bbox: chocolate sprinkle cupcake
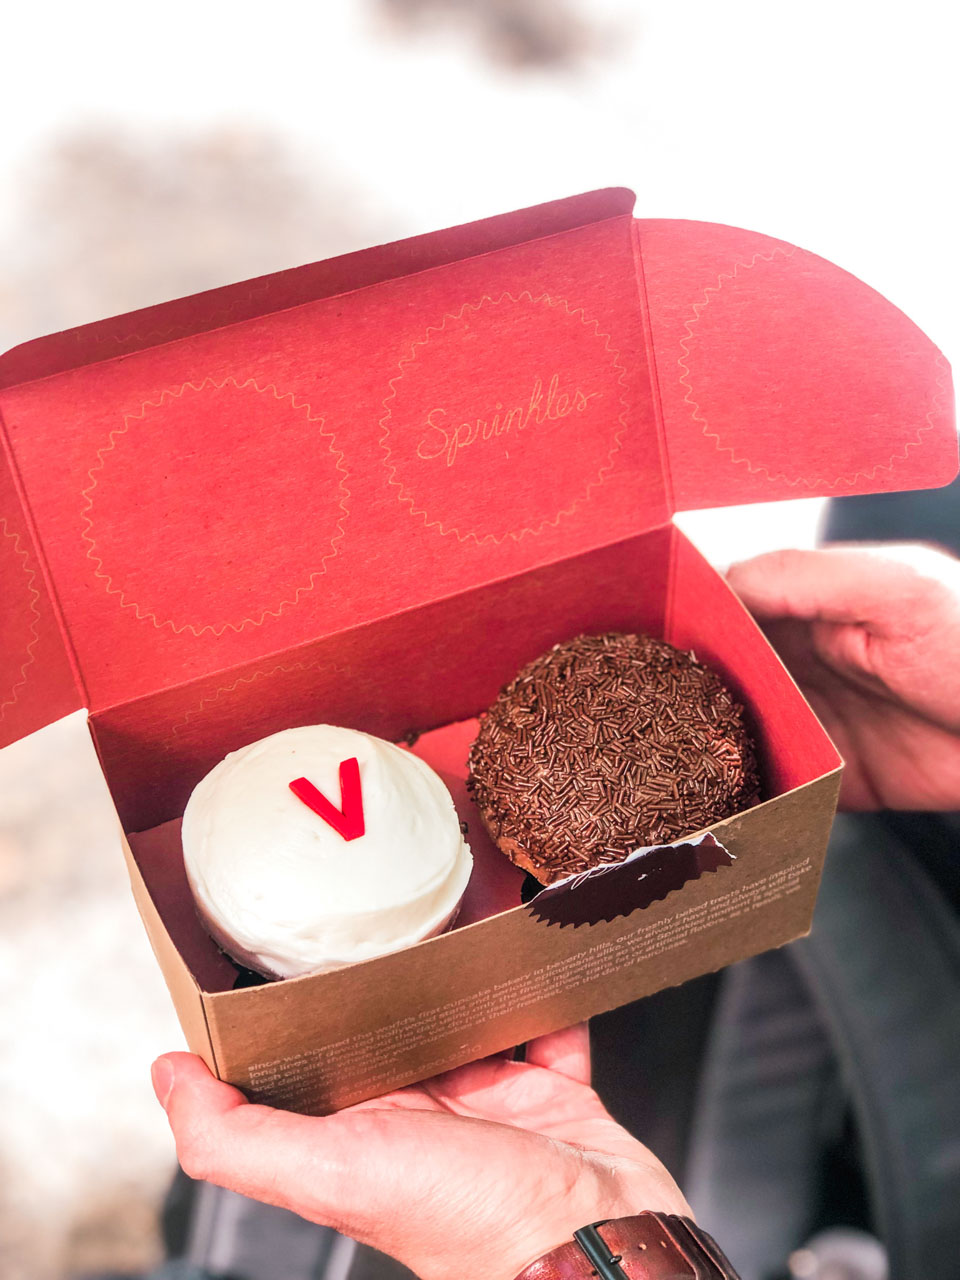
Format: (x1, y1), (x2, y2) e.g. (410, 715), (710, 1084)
(467, 632), (760, 884)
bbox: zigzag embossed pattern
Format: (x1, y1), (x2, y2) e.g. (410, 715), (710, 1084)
(161, 660), (318, 752)
(0, 519), (42, 719)
(379, 291), (631, 545)
(80, 377), (350, 637)
(676, 247), (948, 490)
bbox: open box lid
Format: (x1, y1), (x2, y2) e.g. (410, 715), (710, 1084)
(636, 219), (956, 510)
(0, 188), (955, 748)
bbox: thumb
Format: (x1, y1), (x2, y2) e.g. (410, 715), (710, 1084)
(152, 1052), (251, 1142)
(727, 544), (960, 630)
(152, 1052), (247, 1118)
(150, 1052), (357, 1229)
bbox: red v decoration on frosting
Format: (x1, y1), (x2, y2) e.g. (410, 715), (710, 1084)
(289, 758), (365, 841)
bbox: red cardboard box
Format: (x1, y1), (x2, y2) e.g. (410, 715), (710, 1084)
(0, 189), (955, 1113)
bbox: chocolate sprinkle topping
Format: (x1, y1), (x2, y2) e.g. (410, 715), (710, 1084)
(467, 633), (760, 884)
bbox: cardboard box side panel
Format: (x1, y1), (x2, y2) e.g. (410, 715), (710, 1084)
(93, 529), (673, 832)
(120, 830), (218, 1071)
(0, 189), (636, 388)
(637, 218), (957, 510)
(127, 820), (242, 994)
(3, 214), (662, 713)
(203, 774), (839, 1113)
(666, 526), (842, 794)
(0, 417), (82, 748)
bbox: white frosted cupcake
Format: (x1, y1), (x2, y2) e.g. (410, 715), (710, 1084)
(181, 725), (473, 979)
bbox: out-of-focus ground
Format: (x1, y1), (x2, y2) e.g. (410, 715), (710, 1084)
(0, 714), (177, 1280)
(0, 99), (403, 1280)
(0, 1), (955, 1277)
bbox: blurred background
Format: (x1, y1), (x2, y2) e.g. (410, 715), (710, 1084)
(0, 2), (956, 1277)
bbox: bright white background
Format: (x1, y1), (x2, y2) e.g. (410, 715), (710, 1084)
(1, 0), (957, 559)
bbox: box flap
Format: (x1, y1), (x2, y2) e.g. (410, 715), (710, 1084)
(0, 188), (638, 387)
(2, 195), (955, 731)
(635, 219), (957, 510)
(0, 190), (666, 719)
(0, 430), (83, 747)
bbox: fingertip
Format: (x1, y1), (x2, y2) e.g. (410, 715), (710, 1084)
(161, 1049), (219, 1077)
(151, 1056), (176, 1109)
(151, 1052), (214, 1111)
(728, 548), (858, 621)
(525, 1023), (591, 1084)
(153, 1051), (249, 1127)
(726, 554), (769, 605)
(726, 550), (796, 607)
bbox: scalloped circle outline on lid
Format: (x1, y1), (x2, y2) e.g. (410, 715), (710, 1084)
(636, 218), (956, 511)
(379, 291), (631, 545)
(677, 247), (949, 488)
(80, 376), (350, 637)
(0, 519), (41, 719)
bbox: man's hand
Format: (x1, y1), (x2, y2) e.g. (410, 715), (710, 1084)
(727, 543), (960, 810)
(152, 1026), (687, 1280)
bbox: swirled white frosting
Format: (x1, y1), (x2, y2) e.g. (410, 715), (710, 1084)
(181, 725), (473, 979)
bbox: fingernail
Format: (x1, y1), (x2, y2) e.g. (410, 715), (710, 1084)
(151, 1058), (175, 1109)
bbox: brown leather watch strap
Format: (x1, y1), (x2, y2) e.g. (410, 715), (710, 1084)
(514, 1212), (740, 1279)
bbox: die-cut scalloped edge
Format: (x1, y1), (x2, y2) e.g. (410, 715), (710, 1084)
(526, 832), (734, 929)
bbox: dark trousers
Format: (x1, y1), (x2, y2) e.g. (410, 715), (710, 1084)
(594, 812), (960, 1280)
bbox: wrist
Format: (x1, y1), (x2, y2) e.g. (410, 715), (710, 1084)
(504, 1161), (690, 1280)
(513, 1214), (740, 1279)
